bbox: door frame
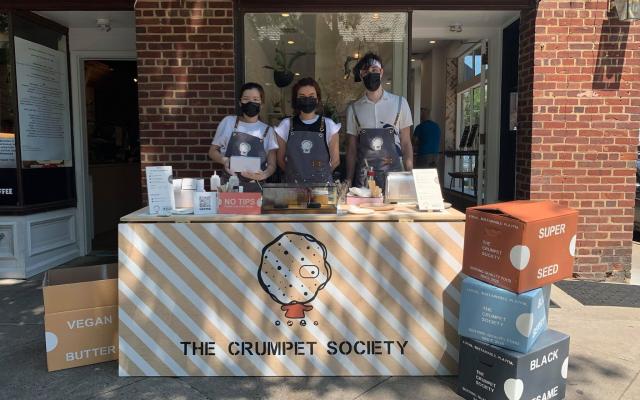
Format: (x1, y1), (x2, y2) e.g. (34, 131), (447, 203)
(69, 50), (137, 255)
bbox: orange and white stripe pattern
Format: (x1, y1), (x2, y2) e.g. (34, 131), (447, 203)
(118, 220), (464, 376)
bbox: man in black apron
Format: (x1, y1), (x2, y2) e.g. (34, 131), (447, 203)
(351, 97), (404, 189)
(345, 52), (414, 190)
(284, 116), (333, 184)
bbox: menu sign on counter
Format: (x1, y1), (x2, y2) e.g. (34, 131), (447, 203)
(412, 169), (444, 211)
(14, 36), (72, 167)
(145, 166), (175, 215)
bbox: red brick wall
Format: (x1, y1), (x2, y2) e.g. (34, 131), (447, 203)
(516, 1), (640, 281)
(135, 0), (235, 194)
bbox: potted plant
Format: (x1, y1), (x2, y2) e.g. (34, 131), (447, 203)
(263, 48), (307, 88)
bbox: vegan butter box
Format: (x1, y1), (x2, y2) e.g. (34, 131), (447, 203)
(463, 200), (578, 293)
(458, 330), (570, 400)
(43, 264), (118, 371)
(458, 276), (550, 353)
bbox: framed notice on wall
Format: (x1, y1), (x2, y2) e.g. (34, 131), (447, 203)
(14, 36), (72, 168)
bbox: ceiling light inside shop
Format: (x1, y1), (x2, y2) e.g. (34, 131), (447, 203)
(411, 58), (416, 62)
(287, 40), (295, 44)
(294, 72), (300, 76)
(133, 78), (138, 83)
(281, 13), (290, 17)
(429, 40), (437, 44)
(337, 13), (406, 42)
(385, 81), (391, 85)
(354, 52), (360, 58)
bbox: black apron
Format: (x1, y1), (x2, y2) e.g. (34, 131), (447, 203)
(284, 116), (333, 184)
(352, 97), (404, 189)
(224, 117), (270, 189)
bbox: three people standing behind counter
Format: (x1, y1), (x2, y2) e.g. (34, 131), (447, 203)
(208, 52), (414, 189)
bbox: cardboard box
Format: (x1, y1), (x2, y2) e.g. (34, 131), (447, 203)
(458, 276), (551, 353)
(463, 200), (578, 293)
(218, 192), (262, 214)
(458, 330), (570, 400)
(43, 264), (118, 371)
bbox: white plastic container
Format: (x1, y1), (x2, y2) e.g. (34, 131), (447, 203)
(210, 171), (221, 192)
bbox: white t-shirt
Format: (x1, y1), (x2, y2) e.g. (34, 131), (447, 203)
(345, 90), (413, 147)
(211, 115), (279, 154)
(274, 115), (341, 146)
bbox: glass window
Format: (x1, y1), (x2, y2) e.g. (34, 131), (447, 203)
(243, 12), (409, 126)
(459, 45), (484, 84)
(0, 13), (18, 206)
(0, 13), (16, 166)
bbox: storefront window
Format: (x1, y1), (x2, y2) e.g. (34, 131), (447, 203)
(243, 12), (409, 127)
(0, 13), (15, 156)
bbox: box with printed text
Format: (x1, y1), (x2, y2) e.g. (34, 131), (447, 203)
(458, 330), (570, 400)
(463, 200), (578, 293)
(42, 264), (118, 372)
(458, 276), (551, 353)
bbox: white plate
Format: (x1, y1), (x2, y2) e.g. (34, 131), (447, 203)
(347, 205), (375, 215)
(172, 207), (194, 215)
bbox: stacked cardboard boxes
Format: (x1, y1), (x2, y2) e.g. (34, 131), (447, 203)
(458, 201), (578, 400)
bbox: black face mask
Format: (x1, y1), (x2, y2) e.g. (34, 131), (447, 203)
(296, 97), (318, 114)
(240, 101), (260, 117)
(363, 73), (381, 92)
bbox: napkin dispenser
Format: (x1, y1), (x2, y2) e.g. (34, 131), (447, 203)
(384, 172), (417, 204)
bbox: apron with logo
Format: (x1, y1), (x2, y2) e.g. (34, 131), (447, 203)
(353, 97), (403, 189)
(224, 117), (269, 187)
(284, 116), (333, 184)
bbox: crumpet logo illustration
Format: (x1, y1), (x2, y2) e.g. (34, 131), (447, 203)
(258, 232), (332, 319)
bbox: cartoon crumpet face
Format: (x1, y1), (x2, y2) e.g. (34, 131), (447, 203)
(371, 137), (383, 151)
(301, 140), (313, 154)
(258, 232), (332, 319)
(239, 142), (251, 156)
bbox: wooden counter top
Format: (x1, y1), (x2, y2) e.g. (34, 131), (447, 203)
(120, 205), (466, 223)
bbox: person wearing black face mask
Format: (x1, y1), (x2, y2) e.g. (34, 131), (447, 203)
(209, 82), (278, 185)
(345, 52), (414, 190)
(275, 77), (341, 184)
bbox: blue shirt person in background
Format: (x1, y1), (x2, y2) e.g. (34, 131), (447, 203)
(413, 107), (441, 168)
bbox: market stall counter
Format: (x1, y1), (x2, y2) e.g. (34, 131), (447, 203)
(117, 206), (465, 376)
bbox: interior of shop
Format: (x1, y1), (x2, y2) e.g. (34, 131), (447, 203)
(85, 59), (140, 251)
(243, 10), (521, 207)
(410, 10), (520, 208)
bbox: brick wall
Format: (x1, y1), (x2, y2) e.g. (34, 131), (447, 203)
(135, 0), (235, 195)
(516, 1), (640, 281)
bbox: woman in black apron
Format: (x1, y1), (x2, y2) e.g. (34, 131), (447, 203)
(208, 82), (278, 185)
(275, 77), (341, 184)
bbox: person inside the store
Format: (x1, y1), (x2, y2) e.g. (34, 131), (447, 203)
(208, 82), (279, 186)
(413, 107), (442, 168)
(345, 52), (414, 190)
(274, 77), (341, 184)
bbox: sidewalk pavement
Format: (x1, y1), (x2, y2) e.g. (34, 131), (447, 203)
(1, 269), (639, 399)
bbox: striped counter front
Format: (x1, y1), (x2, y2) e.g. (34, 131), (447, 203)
(117, 208), (465, 376)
